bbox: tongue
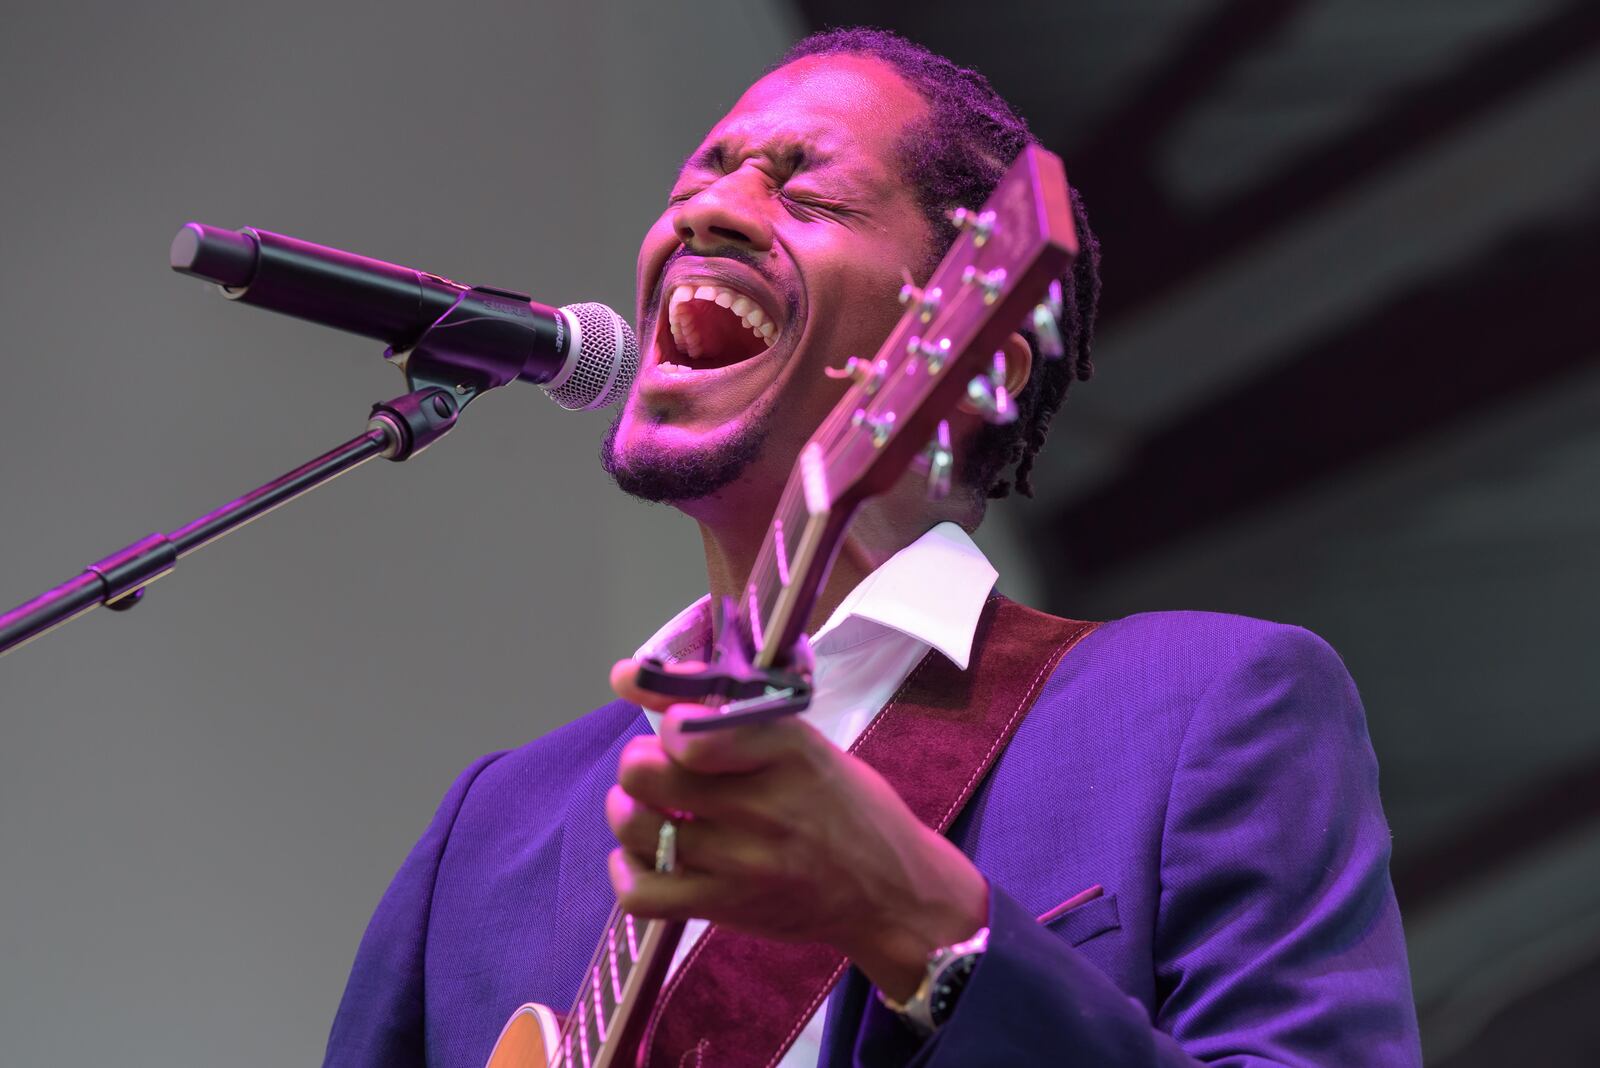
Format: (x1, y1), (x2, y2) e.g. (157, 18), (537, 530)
(680, 300), (768, 369)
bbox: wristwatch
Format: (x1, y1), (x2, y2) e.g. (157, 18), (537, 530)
(877, 926), (990, 1035)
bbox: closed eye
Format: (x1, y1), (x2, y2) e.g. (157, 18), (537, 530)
(779, 191), (852, 222)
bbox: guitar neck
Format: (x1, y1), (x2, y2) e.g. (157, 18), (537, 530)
(737, 399), (867, 669)
(559, 442), (852, 1068)
(552, 910), (684, 1068)
(547, 145), (1078, 1066)
(562, 464), (850, 1067)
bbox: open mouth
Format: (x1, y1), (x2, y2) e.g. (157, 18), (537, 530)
(656, 282), (781, 373)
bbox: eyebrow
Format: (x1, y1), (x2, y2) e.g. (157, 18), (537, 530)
(683, 143), (724, 172)
(681, 137), (829, 176)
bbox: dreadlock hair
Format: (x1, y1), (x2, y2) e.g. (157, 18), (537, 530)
(779, 28), (1102, 506)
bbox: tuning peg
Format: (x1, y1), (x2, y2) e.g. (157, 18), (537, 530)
(950, 207), (997, 246)
(897, 266), (943, 322)
(898, 284), (943, 322)
(967, 376), (1016, 424)
(898, 266), (920, 306)
(961, 264), (1007, 304)
(1029, 278), (1066, 360)
(1043, 279), (1064, 320)
(966, 352), (1017, 425)
(1030, 304), (1064, 361)
(907, 334), (951, 373)
(825, 356), (887, 395)
(850, 408), (896, 447)
(910, 419), (953, 500)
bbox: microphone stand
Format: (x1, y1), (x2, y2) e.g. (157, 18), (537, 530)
(0, 281), (534, 657)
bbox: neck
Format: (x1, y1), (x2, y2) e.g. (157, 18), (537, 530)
(688, 475), (971, 636)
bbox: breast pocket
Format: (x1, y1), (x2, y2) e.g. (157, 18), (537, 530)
(1042, 891), (1121, 947)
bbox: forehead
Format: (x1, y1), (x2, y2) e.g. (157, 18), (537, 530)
(692, 53), (927, 174)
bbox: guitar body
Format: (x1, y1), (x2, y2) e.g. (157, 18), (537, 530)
(484, 1003), (561, 1068)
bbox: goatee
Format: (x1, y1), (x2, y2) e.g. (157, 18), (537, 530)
(599, 402), (774, 504)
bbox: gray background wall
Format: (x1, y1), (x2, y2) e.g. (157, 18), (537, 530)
(0, 3), (822, 1064)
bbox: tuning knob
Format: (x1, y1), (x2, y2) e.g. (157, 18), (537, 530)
(907, 335), (951, 373)
(1030, 279), (1066, 361)
(966, 352), (1017, 425)
(825, 356), (887, 395)
(1030, 306), (1064, 361)
(961, 265), (1007, 304)
(898, 267), (943, 322)
(853, 409), (895, 447)
(950, 207), (997, 246)
(1041, 278), (1065, 320)
(898, 283), (943, 322)
(910, 419), (954, 500)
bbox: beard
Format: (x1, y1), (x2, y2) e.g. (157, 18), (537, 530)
(603, 245), (796, 504)
(599, 396), (777, 504)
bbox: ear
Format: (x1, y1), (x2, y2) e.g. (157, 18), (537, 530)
(956, 331), (1032, 416)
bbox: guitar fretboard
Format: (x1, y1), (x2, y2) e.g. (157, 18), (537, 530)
(554, 908), (680, 1068)
(539, 145), (1076, 1067)
(738, 411), (860, 668)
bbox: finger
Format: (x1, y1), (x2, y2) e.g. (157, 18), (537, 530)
(611, 658), (711, 712)
(659, 704), (818, 776)
(606, 783), (689, 863)
(608, 847), (730, 923)
(616, 736), (778, 832)
(606, 783), (655, 857)
(606, 785), (772, 876)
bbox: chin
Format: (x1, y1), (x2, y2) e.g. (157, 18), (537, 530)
(601, 400), (773, 506)
(611, 405), (740, 458)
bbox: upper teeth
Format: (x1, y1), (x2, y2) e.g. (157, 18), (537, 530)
(666, 283), (778, 359)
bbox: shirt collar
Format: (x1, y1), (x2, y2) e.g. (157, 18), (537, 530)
(633, 521), (998, 671)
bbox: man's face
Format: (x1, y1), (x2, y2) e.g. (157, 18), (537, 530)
(602, 54), (933, 508)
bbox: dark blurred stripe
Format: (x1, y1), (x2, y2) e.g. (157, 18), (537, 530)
(1079, 1), (1600, 325)
(1041, 206), (1600, 581)
(1394, 751), (1600, 914)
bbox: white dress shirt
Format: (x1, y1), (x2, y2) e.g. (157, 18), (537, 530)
(633, 521), (998, 1067)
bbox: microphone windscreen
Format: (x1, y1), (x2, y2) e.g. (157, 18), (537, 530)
(546, 302), (639, 411)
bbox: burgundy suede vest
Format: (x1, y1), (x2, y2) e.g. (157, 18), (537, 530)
(639, 597), (1098, 1068)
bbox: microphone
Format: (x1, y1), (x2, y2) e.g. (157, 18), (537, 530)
(169, 222), (637, 411)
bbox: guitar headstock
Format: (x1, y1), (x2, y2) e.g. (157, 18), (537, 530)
(810, 144), (1079, 512)
(733, 145), (1079, 673)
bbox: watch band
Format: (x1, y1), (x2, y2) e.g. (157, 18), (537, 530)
(877, 926), (990, 1034)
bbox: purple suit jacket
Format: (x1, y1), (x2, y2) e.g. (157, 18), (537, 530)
(323, 611), (1423, 1066)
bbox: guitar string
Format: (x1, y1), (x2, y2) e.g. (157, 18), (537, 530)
(555, 902), (626, 1065)
(744, 263), (959, 620)
(549, 433), (829, 1064)
(563, 309), (952, 1065)
(747, 264), (980, 651)
(742, 296), (931, 657)
(544, 247), (1019, 1064)
(752, 326), (878, 618)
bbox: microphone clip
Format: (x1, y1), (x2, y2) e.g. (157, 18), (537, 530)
(387, 284), (556, 405)
(369, 284), (558, 461)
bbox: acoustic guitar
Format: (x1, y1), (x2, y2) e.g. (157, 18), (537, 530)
(484, 143), (1078, 1068)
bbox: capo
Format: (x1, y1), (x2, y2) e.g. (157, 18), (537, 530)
(634, 595), (814, 732)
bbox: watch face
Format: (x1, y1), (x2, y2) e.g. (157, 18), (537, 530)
(929, 952), (981, 1028)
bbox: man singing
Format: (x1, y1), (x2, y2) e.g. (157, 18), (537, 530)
(324, 28), (1422, 1067)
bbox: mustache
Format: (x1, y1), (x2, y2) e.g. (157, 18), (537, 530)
(644, 245), (793, 320)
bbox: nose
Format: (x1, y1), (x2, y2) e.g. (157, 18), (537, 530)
(672, 167), (775, 255)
